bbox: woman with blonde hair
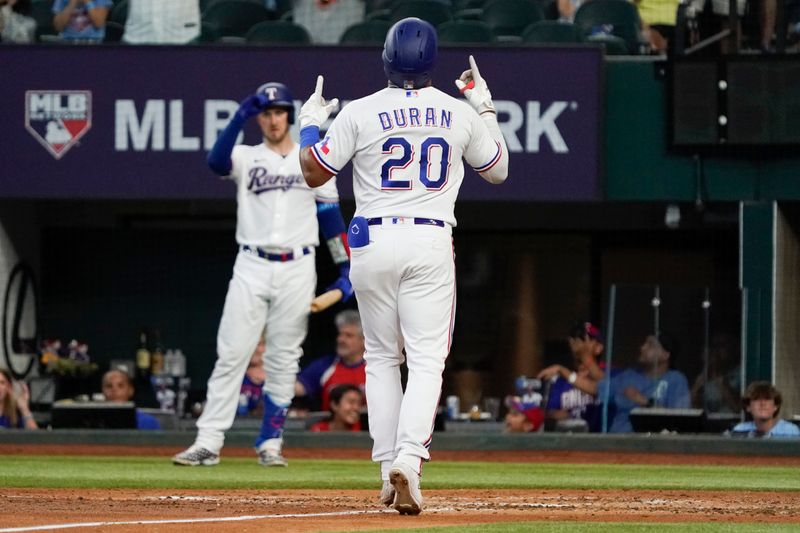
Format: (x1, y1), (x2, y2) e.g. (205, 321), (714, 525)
(0, 369), (38, 429)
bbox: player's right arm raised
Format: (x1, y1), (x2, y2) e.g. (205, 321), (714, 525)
(456, 55), (509, 185)
(206, 92), (268, 175)
(298, 75), (340, 188)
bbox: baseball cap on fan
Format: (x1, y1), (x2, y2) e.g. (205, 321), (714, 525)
(504, 395), (544, 431)
(569, 320), (603, 342)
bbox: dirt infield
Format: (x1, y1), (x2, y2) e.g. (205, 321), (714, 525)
(3, 445), (800, 531)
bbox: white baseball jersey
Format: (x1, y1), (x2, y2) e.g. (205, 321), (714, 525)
(311, 87), (502, 226)
(229, 143), (339, 247)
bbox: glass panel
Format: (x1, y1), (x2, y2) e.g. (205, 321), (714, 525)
(604, 284), (745, 434)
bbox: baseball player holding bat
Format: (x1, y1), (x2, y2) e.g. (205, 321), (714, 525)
(172, 82), (353, 468)
(298, 18), (509, 514)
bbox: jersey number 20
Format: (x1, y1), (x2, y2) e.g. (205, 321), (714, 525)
(381, 137), (451, 191)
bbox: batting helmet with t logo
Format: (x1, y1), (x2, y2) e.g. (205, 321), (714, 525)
(256, 82), (295, 124)
(382, 17), (438, 90)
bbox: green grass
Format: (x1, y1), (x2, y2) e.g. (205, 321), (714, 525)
(362, 524), (800, 533)
(1, 456), (799, 491)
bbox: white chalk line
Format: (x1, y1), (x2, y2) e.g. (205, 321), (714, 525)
(0, 499), (570, 531)
(0, 508), (407, 532)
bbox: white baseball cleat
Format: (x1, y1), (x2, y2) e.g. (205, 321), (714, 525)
(172, 446), (220, 466)
(256, 445), (288, 467)
(379, 479), (396, 507)
(389, 463), (423, 515)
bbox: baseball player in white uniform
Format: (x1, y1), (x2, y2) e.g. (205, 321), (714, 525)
(173, 82), (352, 467)
(298, 18), (509, 514)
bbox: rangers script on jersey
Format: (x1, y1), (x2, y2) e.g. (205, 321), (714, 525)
(230, 143), (339, 247)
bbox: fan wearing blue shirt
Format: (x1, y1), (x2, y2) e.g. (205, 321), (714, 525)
(597, 332), (690, 433)
(52, 0), (112, 42)
(732, 381), (800, 438)
(101, 369), (160, 430)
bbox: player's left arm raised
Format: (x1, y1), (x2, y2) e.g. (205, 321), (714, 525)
(299, 75), (339, 188)
(457, 55), (509, 185)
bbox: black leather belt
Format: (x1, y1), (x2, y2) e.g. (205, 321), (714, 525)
(241, 245), (312, 262)
(366, 217), (445, 227)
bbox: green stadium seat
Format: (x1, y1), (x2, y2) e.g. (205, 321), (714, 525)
(521, 20), (585, 43)
(30, 0), (56, 41)
(437, 20), (494, 44)
(390, 0), (454, 27)
(189, 21), (221, 43)
(104, 20), (125, 42)
(244, 20), (311, 43)
(108, 0), (128, 25)
(573, 0), (644, 54)
(587, 32), (630, 55)
(482, 0), (544, 39)
(339, 20), (392, 45)
(202, 0), (274, 37)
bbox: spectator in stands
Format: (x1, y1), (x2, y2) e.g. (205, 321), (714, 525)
(537, 321), (608, 432)
(52, 0), (112, 43)
(237, 334), (266, 417)
(292, 0), (365, 44)
(731, 381), (800, 438)
(0, 369), (38, 429)
(557, 0), (581, 22)
(0, 0), (36, 43)
(591, 332), (690, 433)
(295, 309), (366, 411)
(691, 331), (741, 413)
(101, 369), (161, 429)
(634, 0), (681, 53)
(122, 0), (200, 44)
(504, 395), (544, 433)
(309, 383), (364, 431)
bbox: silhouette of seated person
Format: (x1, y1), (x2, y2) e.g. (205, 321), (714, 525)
(691, 332), (741, 414)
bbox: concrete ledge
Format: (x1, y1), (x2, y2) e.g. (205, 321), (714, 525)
(2, 430), (799, 457)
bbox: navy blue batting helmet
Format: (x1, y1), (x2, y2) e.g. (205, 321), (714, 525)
(256, 82), (295, 124)
(382, 17), (438, 90)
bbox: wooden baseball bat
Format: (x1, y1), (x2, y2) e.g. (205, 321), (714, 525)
(310, 288), (343, 313)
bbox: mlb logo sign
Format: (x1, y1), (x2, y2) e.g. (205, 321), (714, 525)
(25, 90), (92, 159)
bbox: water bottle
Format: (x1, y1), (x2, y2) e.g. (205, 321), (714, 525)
(172, 349), (186, 377)
(164, 349), (176, 376)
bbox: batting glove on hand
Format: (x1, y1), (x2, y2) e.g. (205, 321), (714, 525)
(327, 263), (354, 302)
(298, 75), (340, 129)
(236, 93), (269, 121)
(454, 55), (496, 115)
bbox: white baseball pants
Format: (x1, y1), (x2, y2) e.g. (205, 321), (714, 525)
(195, 250), (315, 454)
(350, 221), (455, 476)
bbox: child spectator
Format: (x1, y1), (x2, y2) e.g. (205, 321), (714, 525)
(309, 384), (363, 432)
(503, 395), (544, 433)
